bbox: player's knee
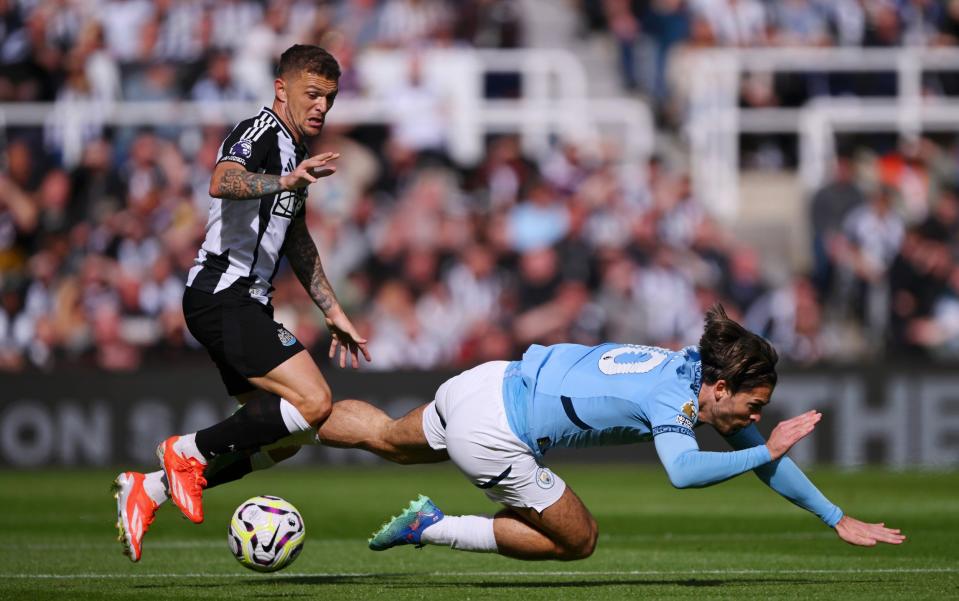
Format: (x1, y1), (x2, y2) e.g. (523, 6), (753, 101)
(558, 523), (598, 560)
(297, 384), (332, 426)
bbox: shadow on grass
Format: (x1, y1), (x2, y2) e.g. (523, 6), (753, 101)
(252, 576), (865, 589)
(132, 574), (386, 590)
(133, 575), (881, 592)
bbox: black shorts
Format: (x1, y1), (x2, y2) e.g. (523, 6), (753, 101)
(183, 284), (305, 396)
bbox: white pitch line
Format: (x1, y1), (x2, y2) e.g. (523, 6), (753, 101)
(1, 568), (956, 579)
(15, 531), (838, 551)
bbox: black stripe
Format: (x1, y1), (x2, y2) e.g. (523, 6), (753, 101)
(435, 405), (446, 429)
(248, 194), (275, 278)
(476, 465), (511, 489)
(190, 249), (230, 293)
(561, 395), (593, 430)
(263, 107), (296, 140)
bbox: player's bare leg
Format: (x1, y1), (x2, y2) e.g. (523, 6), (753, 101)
(247, 350), (333, 425)
(158, 351), (331, 523)
(369, 486), (597, 560)
(318, 400), (448, 464)
(491, 488), (598, 560)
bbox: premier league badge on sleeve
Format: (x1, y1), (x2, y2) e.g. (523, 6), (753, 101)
(230, 139), (253, 159)
(676, 400), (697, 429)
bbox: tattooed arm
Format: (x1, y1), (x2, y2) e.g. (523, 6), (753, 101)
(285, 214), (371, 368)
(209, 164), (283, 199)
(284, 214), (338, 313)
(208, 152), (340, 200)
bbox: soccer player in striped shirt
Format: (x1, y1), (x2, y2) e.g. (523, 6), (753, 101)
(113, 44), (369, 562)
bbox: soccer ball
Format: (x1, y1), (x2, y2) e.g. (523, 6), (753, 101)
(228, 495), (305, 572)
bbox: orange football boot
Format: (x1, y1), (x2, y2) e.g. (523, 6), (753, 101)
(156, 436), (207, 524)
(112, 472), (159, 562)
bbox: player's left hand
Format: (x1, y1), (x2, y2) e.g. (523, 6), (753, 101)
(834, 515), (906, 546)
(324, 305), (371, 369)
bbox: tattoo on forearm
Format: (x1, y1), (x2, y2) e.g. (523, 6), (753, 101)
(285, 219), (337, 313)
(217, 169), (284, 199)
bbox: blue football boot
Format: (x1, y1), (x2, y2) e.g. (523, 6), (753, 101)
(368, 495), (444, 551)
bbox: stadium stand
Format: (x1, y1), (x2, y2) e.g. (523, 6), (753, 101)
(1, 0), (958, 376)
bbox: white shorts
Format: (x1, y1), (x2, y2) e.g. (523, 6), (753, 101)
(422, 360), (566, 513)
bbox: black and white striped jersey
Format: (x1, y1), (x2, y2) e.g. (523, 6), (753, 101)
(186, 107), (309, 305)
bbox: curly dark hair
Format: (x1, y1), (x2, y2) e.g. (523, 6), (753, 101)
(277, 44), (341, 80)
(699, 303), (778, 393)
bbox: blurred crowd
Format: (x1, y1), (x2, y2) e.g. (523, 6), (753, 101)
(2, 0), (959, 374)
(5, 121), (958, 372)
(586, 0), (959, 127)
(0, 0), (520, 106)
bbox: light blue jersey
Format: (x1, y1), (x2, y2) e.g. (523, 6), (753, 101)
(502, 343), (702, 457)
(500, 342), (844, 527)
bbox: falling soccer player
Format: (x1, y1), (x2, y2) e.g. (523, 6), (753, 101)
(318, 304), (905, 559)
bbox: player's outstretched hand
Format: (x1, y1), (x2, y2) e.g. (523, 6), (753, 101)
(835, 515), (906, 546)
(280, 152), (340, 191)
(765, 410), (821, 460)
(325, 305), (371, 369)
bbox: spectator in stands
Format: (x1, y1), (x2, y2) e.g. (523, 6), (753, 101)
(831, 184), (905, 345)
(809, 151), (866, 301)
(190, 51), (252, 102)
(745, 275), (827, 364)
(377, 0), (452, 48)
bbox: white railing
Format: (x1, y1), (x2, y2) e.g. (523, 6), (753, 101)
(798, 98), (959, 191)
(0, 48), (652, 170)
(685, 47), (959, 219)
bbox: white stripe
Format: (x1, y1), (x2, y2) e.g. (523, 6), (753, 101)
(239, 115), (267, 140)
(261, 110), (290, 139)
(244, 115), (270, 141)
(245, 121), (266, 142)
(175, 479), (193, 514)
(241, 115), (267, 140)
(173, 479), (186, 508)
(129, 506), (141, 538)
(252, 124), (271, 141)
(2, 568), (955, 579)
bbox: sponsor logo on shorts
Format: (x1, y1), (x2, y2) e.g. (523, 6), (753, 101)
(277, 327), (297, 347)
(230, 139), (253, 158)
(535, 467), (555, 490)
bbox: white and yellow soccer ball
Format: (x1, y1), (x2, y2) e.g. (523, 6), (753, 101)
(228, 495), (305, 572)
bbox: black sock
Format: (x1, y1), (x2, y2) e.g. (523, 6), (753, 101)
(194, 397), (290, 459)
(204, 451), (255, 489)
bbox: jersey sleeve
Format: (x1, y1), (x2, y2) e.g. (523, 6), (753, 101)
(725, 424), (844, 527)
(654, 432), (772, 489)
(646, 381), (698, 439)
(216, 118), (274, 172)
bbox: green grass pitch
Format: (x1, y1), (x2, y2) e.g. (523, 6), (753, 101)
(1, 465), (956, 600)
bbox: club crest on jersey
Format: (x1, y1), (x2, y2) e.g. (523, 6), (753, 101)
(230, 139), (253, 158)
(277, 327), (297, 347)
(272, 189), (305, 219)
(535, 467), (555, 489)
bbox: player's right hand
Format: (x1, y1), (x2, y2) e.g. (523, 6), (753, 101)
(325, 305), (371, 369)
(765, 410), (821, 460)
(280, 152), (340, 191)
(834, 515), (906, 546)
